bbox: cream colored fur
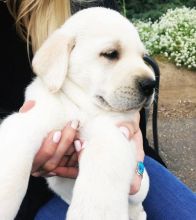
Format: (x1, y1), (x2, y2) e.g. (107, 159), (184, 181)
(0, 8), (154, 220)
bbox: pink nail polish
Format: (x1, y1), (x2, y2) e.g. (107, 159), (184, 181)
(119, 126), (130, 139)
(53, 131), (61, 143)
(74, 140), (82, 152)
(32, 172), (40, 177)
(48, 172), (56, 176)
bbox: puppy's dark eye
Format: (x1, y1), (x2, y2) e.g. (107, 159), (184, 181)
(100, 50), (119, 60)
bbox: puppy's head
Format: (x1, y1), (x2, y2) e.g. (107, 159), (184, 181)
(32, 7), (155, 111)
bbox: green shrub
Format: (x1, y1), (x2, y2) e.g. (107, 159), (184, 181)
(134, 7), (196, 70)
(117, 0), (196, 21)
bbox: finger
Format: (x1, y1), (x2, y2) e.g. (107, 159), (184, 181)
(119, 126), (131, 140)
(74, 140), (83, 152)
(19, 100), (35, 113)
(42, 120), (79, 172)
(129, 174), (142, 195)
(58, 156), (69, 167)
(31, 130), (62, 173)
(118, 122), (139, 139)
(52, 167), (78, 178)
(57, 145), (76, 166)
(132, 129), (144, 161)
(74, 140), (85, 161)
(33, 152), (78, 178)
(75, 131), (84, 142)
(31, 172), (41, 177)
(67, 152), (78, 167)
(64, 145), (75, 156)
(117, 112), (140, 138)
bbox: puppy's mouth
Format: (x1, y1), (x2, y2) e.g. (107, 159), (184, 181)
(95, 95), (147, 112)
(96, 95), (112, 109)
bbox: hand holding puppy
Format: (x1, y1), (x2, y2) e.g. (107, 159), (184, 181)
(20, 101), (144, 195)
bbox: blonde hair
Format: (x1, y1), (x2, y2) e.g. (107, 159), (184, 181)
(7, 0), (71, 53)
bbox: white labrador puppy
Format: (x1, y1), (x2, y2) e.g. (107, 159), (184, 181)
(0, 7), (155, 220)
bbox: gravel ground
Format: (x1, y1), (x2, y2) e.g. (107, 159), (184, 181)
(147, 118), (196, 192)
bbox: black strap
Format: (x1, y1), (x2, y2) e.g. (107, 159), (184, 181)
(143, 55), (160, 154)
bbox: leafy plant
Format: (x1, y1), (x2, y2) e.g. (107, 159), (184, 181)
(134, 7), (196, 69)
(117, 0), (196, 21)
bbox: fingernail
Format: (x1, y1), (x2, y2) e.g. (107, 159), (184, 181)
(74, 140), (82, 152)
(119, 126), (130, 139)
(70, 120), (79, 129)
(47, 172), (56, 177)
(19, 100), (35, 113)
(53, 131), (62, 143)
(32, 172), (40, 177)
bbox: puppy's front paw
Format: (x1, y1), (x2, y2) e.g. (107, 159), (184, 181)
(129, 211), (146, 220)
(128, 203), (147, 220)
(137, 210), (147, 220)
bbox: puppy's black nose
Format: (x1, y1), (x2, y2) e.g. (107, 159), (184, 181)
(139, 79), (156, 96)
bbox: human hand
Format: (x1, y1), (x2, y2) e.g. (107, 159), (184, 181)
(20, 101), (144, 191)
(19, 100), (79, 178)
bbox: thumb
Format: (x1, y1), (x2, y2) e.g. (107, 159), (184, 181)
(19, 100), (35, 113)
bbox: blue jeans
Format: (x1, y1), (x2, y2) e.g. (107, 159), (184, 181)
(35, 156), (196, 220)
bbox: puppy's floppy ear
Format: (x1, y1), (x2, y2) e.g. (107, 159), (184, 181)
(32, 29), (75, 93)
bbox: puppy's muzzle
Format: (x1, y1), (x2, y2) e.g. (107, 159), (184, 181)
(95, 78), (156, 112)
